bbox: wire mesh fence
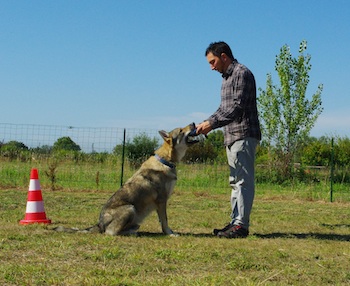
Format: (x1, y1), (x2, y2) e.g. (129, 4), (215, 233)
(1, 123), (349, 202)
(0, 123), (160, 153)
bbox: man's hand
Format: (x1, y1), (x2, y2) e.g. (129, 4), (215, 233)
(196, 121), (212, 135)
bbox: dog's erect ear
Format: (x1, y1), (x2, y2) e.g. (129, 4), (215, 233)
(159, 130), (169, 141)
(159, 130), (172, 145)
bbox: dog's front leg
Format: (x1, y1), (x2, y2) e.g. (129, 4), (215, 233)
(156, 202), (178, 236)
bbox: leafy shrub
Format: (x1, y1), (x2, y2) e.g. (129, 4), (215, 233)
(53, 137), (81, 152)
(184, 142), (218, 163)
(31, 145), (53, 155)
(114, 133), (159, 167)
(0, 141), (29, 160)
(184, 130), (226, 163)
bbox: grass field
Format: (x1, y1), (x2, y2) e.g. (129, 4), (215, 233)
(1, 183), (349, 285)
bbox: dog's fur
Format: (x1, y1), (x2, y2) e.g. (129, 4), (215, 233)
(54, 123), (202, 236)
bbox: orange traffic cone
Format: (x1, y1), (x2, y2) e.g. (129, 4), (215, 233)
(20, 168), (51, 224)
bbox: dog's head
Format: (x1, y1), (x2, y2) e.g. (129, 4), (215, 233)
(158, 123), (205, 163)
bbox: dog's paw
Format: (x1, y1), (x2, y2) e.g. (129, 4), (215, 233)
(163, 228), (179, 237)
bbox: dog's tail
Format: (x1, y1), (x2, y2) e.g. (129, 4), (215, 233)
(52, 224), (101, 234)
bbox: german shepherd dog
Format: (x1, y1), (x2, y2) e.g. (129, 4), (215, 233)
(54, 123), (203, 236)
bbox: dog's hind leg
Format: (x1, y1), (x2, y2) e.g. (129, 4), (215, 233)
(104, 205), (139, 236)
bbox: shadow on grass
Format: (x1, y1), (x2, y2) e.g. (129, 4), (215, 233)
(253, 232), (350, 241)
(136, 231), (350, 241)
(50, 227), (349, 241)
(254, 223), (350, 241)
(320, 223), (350, 228)
(136, 232), (214, 238)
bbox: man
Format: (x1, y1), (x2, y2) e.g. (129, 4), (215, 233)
(196, 41), (261, 238)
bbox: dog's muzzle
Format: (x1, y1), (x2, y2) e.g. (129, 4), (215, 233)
(186, 123), (206, 144)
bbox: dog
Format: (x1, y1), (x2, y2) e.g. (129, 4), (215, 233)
(54, 123), (203, 236)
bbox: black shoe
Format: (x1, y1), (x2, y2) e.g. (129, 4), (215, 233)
(217, 225), (249, 238)
(213, 223), (233, 236)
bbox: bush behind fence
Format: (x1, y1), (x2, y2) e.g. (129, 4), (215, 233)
(1, 123), (349, 202)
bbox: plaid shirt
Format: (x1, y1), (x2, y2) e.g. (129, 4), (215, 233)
(207, 60), (261, 146)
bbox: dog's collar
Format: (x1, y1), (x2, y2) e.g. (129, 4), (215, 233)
(154, 154), (176, 169)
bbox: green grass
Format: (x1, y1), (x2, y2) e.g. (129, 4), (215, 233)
(1, 185), (349, 285)
(1, 160), (349, 202)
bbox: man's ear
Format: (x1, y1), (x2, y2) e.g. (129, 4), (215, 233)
(220, 53), (228, 62)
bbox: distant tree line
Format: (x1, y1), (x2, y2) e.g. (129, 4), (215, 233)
(1, 132), (350, 183)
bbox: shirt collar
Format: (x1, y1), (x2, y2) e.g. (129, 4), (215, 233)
(222, 60), (237, 79)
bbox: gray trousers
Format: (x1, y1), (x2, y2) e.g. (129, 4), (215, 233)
(226, 137), (258, 229)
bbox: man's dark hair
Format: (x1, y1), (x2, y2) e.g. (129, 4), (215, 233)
(205, 41), (235, 60)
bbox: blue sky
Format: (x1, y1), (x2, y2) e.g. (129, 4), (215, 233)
(1, 1), (349, 138)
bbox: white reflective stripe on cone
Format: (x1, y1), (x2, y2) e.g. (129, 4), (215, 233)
(25, 201), (45, 213)
(29, 180), (41, 191)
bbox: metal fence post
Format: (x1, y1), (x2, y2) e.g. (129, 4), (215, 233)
(120, 128), (126, 187)
(330, 137), (334, 202)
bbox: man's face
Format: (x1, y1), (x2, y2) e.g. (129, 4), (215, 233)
(206, 52), (226, 74)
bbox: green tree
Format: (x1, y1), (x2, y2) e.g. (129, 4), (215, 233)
(53, 137), (81, 152)
(206, 129), (224, 150)
(299, 136), (331, 166)
(183, 141), (218, 163)
(336, 137), (350, 167)
(31, 145), (53, 155)
(258, 40), (323, 180)
(184, 130), (226, 163)
(0, 140), (29, 160)
(120, 133), (159, 166)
